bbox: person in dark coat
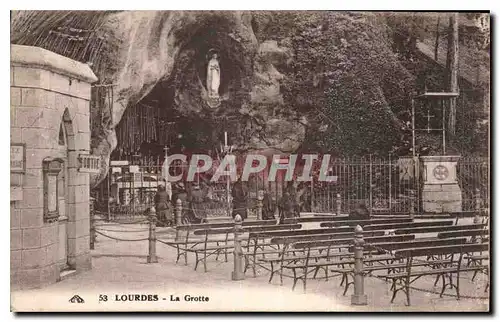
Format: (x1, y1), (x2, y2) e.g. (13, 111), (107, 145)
(348, 202), (370, 221)
(261, 190), (275, 220)
(231, 177), (248, 220)
(284, 181), (300, 218)
(154, 184), (172, 225)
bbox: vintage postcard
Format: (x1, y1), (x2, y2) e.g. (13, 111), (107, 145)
(9, 10), (490, 312)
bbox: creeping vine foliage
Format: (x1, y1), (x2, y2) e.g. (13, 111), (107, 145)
(278, 12), (416, 157)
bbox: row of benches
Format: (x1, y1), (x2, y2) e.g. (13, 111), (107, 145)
(163, 216), (489, 306)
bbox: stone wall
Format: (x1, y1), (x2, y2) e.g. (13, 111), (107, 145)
(10, 45), (98, 289)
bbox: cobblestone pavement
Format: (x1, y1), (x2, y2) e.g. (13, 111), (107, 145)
(11, 217), (489, 312)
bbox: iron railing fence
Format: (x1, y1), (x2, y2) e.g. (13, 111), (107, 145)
(457, 157), (490, 212)
(311, 156), (418, 215)
(91, 156), (489, 219)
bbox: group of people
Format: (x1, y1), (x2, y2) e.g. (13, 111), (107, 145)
(151, 177), (371, 225)
(231, 178), (304, 223)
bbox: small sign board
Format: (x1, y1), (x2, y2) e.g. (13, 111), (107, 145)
(11, 143), (26, 173)
(110, 160), (130, 166)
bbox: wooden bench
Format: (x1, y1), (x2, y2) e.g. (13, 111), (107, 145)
(394, 223), (487, 235)
(242, 227), (360, 272)
(242, 230), (387, 280)
(326, 237), (468, 296)
(190, 224), (301, 272)
(320, 218), (413, 228)
(363, 220), (454, 231)
(279, 234), (416, 292)
(437, 229), (489, 242)
(377, 243), (489, 306)
(173, 219), (276, 265)
(438, 229), (490, 283)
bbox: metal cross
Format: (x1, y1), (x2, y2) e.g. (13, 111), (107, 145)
(425, 109), (435, 133)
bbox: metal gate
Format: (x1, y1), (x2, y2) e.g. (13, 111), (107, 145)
(311, 156), (419, 215)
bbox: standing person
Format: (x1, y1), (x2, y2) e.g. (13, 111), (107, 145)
(154, 184), (171, 226)
(261, 190), (276, 220)
(231, 176), (248, 220)
(285, 180), (300, 218)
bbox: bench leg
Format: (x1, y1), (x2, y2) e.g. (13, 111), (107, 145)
(292, 269), (298, 291)
(203, 251), (208, 273)
(313, 267), (320, 279)
(280, 265), (284, 286)
(456, 272), (461, 300)
(390, 279), (399, 303)
(440, 274), (447, 297)
(215, 242), (220, 261)
(176, 246), (181, 264)
(433, 274), (440, 287)
(342, 273), (350, 296)
(303, 268), (308, 293)
(194, 252), (199, 271)
(269, 262), (275, 283)
(405, 277), (411, 306)
(244, 255), (249, 274)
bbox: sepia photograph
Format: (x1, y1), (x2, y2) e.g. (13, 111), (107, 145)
(8, 9), (491, 313)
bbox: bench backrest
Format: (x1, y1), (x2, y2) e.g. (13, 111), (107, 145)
(320, 218), (413, 227)
(270, 230), (385, 245)
(394, 243), (489, 258)
(193, 223), (301, 236)
(249, 227), (355, 239)
(437, 229), (489, 239)
(176, 219), (276, 231)
(367, 237), (467, 252)
(291, 234), (415, 250)
(282, 215), (349, 224)
(394, 223), (487, 235)
(363, 220), (454, 231)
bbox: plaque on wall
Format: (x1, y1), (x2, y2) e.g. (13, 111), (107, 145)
(11, 143), (26, 173)
(43, 158), (63, 223)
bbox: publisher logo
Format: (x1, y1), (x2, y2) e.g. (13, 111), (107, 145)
(69, 295), (85, 303)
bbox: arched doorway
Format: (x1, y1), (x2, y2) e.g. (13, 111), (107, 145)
(55, 108), (76, 272)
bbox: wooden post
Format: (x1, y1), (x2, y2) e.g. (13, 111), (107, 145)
(336, 193), (342, 216)
(147, 206), (158, 263)
(351, 225), (367, 305)
(175, 199), (183, 227)
(231, 214), (245, 281)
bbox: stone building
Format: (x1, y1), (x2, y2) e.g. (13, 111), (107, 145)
(10, 45), (97, 289)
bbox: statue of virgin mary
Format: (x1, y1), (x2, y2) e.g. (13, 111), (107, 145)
(206, 50), (220, 99)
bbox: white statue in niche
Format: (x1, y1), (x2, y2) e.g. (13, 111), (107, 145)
(205, 49), (221, 108)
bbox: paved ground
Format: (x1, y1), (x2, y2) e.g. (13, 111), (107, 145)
(11, 217), (489, 312)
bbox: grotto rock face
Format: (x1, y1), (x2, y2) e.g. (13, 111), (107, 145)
(88, 11), (306, 187)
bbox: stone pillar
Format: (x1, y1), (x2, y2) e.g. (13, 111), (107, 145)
(420, 155), (462, 213)
(10, 45), (97, 290)
(256, 190), (264, 221)
(231, 215), (245, 281)
(147, 207), (158, 263)
(351, 225), (367, 305)
(336, 193), (342, 216)
(175, 199), (182, 227)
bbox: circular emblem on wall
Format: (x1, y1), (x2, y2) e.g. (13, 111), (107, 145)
(433, 165), (449, 180)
